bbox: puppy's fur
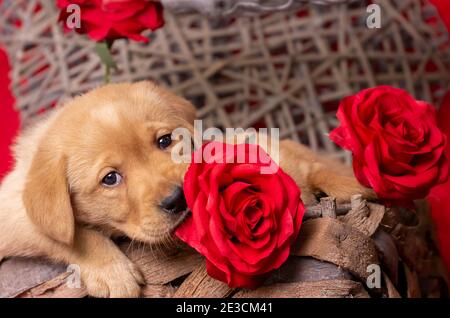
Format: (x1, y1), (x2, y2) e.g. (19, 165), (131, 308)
(0, 82), (373, 297)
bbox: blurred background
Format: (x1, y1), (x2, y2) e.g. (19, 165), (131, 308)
(1, 1), (449, 155)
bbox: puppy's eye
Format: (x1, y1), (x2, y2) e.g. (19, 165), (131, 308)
(101, 171), (123, 187)
(158, 134), (172, 150)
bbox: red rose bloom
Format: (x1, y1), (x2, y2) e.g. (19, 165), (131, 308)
(176, 142), (305, 289)
(330, 86), (449, 206)
(57, 0), (164, 42)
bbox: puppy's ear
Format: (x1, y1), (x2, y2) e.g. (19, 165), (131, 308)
(178, 100), (197, 124)
(23, 139), (74, 246)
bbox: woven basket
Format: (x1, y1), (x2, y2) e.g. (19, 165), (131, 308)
(10, 195), (446, 298)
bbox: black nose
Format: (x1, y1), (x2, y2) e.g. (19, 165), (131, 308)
(160, 187), (187, 214)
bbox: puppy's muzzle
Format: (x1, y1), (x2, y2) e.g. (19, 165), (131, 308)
(160, 187), (187, 214)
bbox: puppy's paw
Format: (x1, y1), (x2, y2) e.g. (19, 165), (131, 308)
(305, 161), (376, 204)
(317, 175), (376, 204)
(81, 255), (144, 298)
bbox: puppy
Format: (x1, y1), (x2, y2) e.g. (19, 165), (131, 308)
(0, 81), (373, 297)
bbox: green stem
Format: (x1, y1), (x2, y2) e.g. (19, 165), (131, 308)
(104, 63), (111, 84)
(95, 40), (117, 84)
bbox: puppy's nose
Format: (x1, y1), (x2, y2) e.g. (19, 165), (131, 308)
(160, 187), (187, 214)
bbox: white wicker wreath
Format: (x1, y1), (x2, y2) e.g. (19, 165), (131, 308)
(0, 0), (449, 161)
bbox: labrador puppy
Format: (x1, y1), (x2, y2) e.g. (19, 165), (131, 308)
(0, 81), (373, 297)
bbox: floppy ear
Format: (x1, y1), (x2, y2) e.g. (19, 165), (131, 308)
(23, 140), (75, 246)
(178, 100), (197, 124)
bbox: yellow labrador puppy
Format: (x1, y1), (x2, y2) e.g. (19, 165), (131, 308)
(0, 82), (373, 297)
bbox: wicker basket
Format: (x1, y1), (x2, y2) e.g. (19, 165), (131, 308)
(6, 195), (445, 298)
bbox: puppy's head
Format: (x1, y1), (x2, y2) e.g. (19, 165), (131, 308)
(23, 81), (196, 246)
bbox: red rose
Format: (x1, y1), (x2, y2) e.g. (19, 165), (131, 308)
(175, 142), (304, 289)
(57, 0), (164, 42)
(330, 86), (449, 206)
